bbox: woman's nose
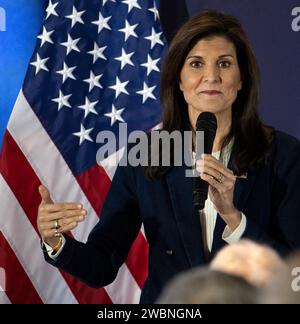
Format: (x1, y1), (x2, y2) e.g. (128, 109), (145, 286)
(202, 65), (221, 83)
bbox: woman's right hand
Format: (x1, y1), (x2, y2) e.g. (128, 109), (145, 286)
(37, 185), (87, 248)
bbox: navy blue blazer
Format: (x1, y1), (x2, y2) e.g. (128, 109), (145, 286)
(46, 130), (300, 303)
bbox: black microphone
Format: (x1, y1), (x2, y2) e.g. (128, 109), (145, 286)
(193, 112), (217, 210)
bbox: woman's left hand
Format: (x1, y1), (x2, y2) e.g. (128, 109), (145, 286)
(196, 154), (241, 230)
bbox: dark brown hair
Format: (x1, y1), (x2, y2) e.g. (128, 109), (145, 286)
(145, 10), (273, 179)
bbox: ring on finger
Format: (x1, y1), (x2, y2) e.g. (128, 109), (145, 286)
(218, 173), (225, 184)
(54, 219), (62, 233)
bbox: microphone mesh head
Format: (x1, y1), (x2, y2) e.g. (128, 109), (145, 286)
(196, 112), (217, 132)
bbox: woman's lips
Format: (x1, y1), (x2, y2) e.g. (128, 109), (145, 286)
(200, 90), (222, 95)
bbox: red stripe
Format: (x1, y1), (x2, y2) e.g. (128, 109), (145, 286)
(59, 271), (111, 304)
(0, 131), (112, 304)
(76, 164), (111, 215)
(77, 163), (149, 288)
(126, 233), (148, 288)
(0, 231), (43, 304)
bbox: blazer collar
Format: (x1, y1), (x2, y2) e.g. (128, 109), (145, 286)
(166, 163), (206, 267)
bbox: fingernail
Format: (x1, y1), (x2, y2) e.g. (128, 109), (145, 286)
(77, 204), (82, 209)
(81, 210), (86, 215)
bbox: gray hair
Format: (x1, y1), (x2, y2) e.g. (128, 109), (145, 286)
(157, 266), (258, 304)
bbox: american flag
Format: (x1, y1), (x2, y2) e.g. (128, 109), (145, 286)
(0, 0), (166, 304)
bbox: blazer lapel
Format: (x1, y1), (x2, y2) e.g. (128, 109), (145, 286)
(166, 164), (205, 267)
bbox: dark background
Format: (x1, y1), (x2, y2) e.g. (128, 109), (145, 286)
(187, 0), (300, 139)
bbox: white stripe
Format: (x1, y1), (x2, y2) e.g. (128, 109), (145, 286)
(99, 146), (125, 180)
(0, 175), (78, 304)
(106, 264), (140, 304)
(0, 267), (5, 292)
(0, 292), (11, 304)
(8, 90), (141, 303)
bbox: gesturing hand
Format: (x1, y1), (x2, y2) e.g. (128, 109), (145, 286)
(37, 185), (87, 247)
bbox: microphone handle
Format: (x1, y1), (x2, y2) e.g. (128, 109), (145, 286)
(193, 178), (208, 210)
(193, 129), (216, 210)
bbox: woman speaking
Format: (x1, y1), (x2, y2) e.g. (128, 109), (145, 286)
(37, 10), (300, 303)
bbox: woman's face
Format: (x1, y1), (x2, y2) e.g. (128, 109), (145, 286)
(179, 36), (242, 122)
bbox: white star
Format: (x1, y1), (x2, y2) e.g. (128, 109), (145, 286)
(45, 0), (59, 20)
(141, 54), (160, 76)
(122, 0), (141, 13)
(145, 28), (164, 49)
(78, 97), (99, 118)
(61, 34), (81, 55)
(37, 26), (54, 47)
(52, 90), (72, 111)
(118, 20), (138, 42)
(66, 6), (85, 28)
(137, 82), (157, 103)
(92, 13), (111, 34)
(56, 63), (76, 83)
(103, 0), (116, 5)
(73, 124), (94, 145)
(105, 105), (125, 126)
(88, 43), (107, 64)
(83, 71), (103, 92)
(30, 54), (49, 75)
(148, 2), (160, 21)
(109, 77), (129, 98)
(115, 49), (134, 70)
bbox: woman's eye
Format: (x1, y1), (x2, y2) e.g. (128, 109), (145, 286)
(218, 61), (231, 68)
(190, 61), (203, 68)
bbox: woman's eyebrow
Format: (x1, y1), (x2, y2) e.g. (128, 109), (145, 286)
(186, 54), (234, 60)
(218, 54), (234, 58)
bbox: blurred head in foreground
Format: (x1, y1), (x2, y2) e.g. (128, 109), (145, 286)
(157, 267), (257, 304)
(210, 239), (286, 287)
(260, 250), (300, 304)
